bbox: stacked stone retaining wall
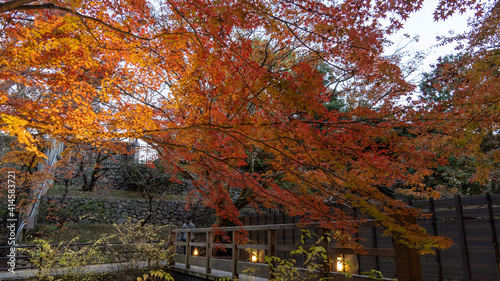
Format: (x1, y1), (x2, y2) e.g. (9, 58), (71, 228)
(39, 196), (216, 228)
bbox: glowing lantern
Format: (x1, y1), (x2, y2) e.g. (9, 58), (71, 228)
(336, 257), (344, 272)
(251, 252), (258, 263)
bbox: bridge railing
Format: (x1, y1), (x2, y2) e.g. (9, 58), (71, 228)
(170, 222), (419, 280)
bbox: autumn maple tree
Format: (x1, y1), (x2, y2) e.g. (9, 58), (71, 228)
(413, 1), (500, 197)
(1, 0), (498, 252)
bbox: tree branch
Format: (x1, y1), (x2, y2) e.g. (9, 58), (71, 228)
(5, 3), (193, 42)
(0, 0), (36, 13)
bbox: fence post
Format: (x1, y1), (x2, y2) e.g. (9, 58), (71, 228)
(168, 225), (177, 266)
(206, 231), (212, 274)
(429, 198), (443, 281)
(185, 231), (191, 269)
(371, 226), (380, 271)
(455, 195), (471, 281)
(268, 229), (277, 279)
(232, 231), (239, 279)
(318, 228), (332, 278)
(394, 214), (423, 281)
(486, 192), (500, 280)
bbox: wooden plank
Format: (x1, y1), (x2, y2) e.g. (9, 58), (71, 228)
(237, 261), (270, 279)
(275, 213), (284, 224)
(275, 213), (285, 260)
(268, 229), (277, 279)
(462, 207), (500, 218)
(185, 231), (192, 269)
(430, 197), (443, 281)
(168, 225), (177, 266)
(487, 192), (500, 280)
(250, 216), (258, 244)
(460, 195), (487, 206)
(174, 254), (185, 263)
(455, 195), (472, 281)
(411, 200), (431, 209)
(394, 214), (422, 281)
(212, 243), (234, 248)
(243, 216), (250, 226)
(258, 216), (266, 245)
(434, 210), (457, 219)
(172, 221), (376, 233)
(328, 248), (396, 257)
(205, 231), (212, 274)
(266, 214), (275, 225)
(318, 228), (331, 277)
(237, 244), (268, 250)
(453, 208), (500, 218)
(433, 198), (456, 209)
(210, 258), (232, 272)
(490, 194), (500, 205)
(250, 216), (258, 226)
(371, 226), (380, 271)
(189, 242), (206, 247)
(232, 231), (239, 279)
(276, 244), (298, 252)
(188, 256), (206, 267)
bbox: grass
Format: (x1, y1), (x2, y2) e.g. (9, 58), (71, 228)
(26, 223), (117, 244)
(26, 221), (171, 244)
(46, 184), (186, 201)
(24, 268), (170, 281)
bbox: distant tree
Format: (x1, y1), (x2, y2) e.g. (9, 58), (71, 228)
(419, 54), (463, 103)
(122, 160), (173, 226)
(417, 19), (500, 196)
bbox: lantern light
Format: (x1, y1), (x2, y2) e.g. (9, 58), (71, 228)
(193, 248), (199, 256)
(251, 252), (258, 263)
(336, 257), (344, 272)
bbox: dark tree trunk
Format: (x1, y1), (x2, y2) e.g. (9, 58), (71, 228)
(140, 193), (155, 227)
(82, 153), (109, 192)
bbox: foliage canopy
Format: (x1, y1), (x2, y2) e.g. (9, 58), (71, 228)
(1, 0), (499, 251)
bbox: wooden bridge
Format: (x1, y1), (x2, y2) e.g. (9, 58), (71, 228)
(169, 222), (418, 281)
(5, 193), (500, 280)
(0, 221), (414, 281)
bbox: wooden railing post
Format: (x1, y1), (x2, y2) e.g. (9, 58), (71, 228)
(268, 229), (277, 278)
(319, 228), (332, 278)
(232, 231), (239, 279)
(394, 214), (422, 281)
(168, 225), (177, 266)
(206, 231), (212, 274)
(185, 231), (191, 269)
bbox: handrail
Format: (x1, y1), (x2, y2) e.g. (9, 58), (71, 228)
(171, 220), (376, 234)
(15, 147), (60, 243)
(169, 221), (391, 280)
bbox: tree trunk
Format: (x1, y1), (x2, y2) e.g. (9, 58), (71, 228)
(140, 193), (154, 227)
(82, 153), (109, 192)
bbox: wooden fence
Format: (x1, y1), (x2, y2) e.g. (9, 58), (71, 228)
(239, 194), (500, 281)
(412, 193), (500, 281)
(241, 214), (402, 280)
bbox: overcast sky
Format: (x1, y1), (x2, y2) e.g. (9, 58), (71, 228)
(388, 0), (473, 80)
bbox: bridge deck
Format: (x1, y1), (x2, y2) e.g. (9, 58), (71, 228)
(171, 262), (268, 281)
(0, 262), (268, 281)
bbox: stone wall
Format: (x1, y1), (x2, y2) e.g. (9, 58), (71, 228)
(38, 196), (216, 228)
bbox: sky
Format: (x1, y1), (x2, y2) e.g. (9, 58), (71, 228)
(388, 0), (474, 80)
